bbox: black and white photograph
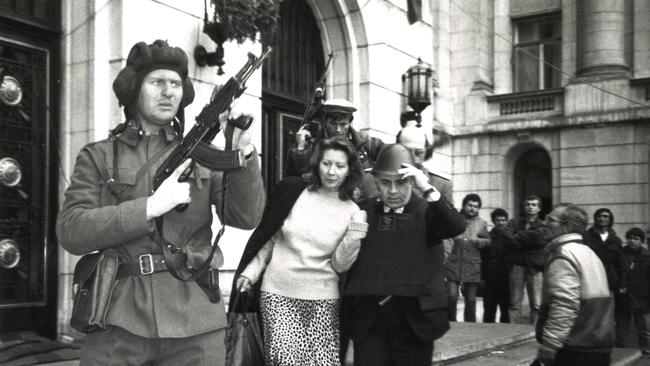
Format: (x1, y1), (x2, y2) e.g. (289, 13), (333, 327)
(1, 0), (649, 365)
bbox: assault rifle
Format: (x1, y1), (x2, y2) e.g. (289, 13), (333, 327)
(300, 52), (333, 140)
(150, 48), (271, 287)
(152, 48), (271, 203)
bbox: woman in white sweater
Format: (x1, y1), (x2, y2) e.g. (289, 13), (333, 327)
(235, 138), (368, 365)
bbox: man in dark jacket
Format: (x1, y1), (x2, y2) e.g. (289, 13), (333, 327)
(535, 203), (614, 366)
(582, 208), (626, 293)
(619, 227), (650, 353)
(57, 40), (265, 365)
(286, 98), (384, 200)
(504, 194), (548, 324)
(481, 208), (512, 323)
(345, 144), (465, 366)
(582, 208), (628, 346)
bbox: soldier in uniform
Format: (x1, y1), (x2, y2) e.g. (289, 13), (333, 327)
(56, 40), (265, 365)
(286, 98), (384, 201)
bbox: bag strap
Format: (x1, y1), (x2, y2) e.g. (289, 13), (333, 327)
(84, 140), (119, 198)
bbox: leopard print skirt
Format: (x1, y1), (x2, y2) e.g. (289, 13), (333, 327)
(260, 291), (340, 366)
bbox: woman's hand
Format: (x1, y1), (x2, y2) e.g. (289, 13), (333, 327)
(235, 275), (253, 292)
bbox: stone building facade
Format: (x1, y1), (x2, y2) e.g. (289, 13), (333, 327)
(442, 0), (649, 234)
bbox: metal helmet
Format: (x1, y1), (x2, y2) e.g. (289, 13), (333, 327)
(371, 143), (414, 176)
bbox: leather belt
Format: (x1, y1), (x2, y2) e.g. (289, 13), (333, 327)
(116, 253), (167, 279)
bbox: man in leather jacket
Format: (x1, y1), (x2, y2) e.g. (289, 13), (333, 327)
(535, 204), (614, 366)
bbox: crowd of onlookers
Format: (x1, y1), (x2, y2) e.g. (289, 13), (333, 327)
(443, 192), (650, 356)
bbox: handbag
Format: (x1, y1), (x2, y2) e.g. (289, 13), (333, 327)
(70, 250), (120, 333)
(225, 290), (265, 366)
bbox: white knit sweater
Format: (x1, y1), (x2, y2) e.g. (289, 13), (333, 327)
(241, 188), (367, 300)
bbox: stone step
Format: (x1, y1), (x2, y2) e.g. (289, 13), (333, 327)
(344, 322), (536, 365)
(448, 341), (642, 366)
(433, 322), (535, 364)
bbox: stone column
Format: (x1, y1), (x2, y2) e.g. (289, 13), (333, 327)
(576, 0), (628, 76)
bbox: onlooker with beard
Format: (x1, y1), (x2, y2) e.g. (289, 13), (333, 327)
(444, 193), (490, 322)
(481, 208), (512, 323)
(582, 208), (628, 345)
(618, 227), (650, 354)
(534, 203), (614, 366)
(504, 194), (548, 324)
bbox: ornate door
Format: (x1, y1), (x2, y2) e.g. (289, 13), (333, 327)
(262, 0), (325, 193)
(0, 37), (56, 337)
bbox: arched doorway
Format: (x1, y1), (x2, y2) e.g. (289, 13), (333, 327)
(262, 0), (325, 193)
(513, 148), (552, 220)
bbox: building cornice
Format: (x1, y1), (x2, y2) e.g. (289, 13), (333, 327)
(451, 107), (650, 138)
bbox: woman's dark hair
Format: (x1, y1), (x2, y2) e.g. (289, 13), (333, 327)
(307, 138), (362, 201)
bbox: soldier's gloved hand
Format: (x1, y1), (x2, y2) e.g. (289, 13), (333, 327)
(146, 159), (192, 220)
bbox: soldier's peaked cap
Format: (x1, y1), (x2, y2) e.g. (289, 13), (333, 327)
(321, 98), (357, 114)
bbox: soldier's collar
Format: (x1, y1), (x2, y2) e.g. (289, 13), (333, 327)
(117, 123), (179, 146)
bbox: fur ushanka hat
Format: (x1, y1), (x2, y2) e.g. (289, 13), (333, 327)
(112, 40), (195, 120)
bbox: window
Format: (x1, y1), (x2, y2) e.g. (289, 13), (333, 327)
(513, 15), (561, 92)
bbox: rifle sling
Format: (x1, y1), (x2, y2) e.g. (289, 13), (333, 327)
(153, 129), (236, 282)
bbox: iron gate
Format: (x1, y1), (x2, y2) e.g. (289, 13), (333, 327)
(0, 38), (50, 309)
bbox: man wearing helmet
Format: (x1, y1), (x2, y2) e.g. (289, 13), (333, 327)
(287, 98), (384, 200)
(343, 144), (465, 365)
(56, 40), (265, 365)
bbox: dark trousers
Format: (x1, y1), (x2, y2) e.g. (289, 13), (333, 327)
(446, 281), (477, 322)
(80, 325), (225, 366)
(616, 308), (650, 353)
(552, 348), (611, 366)
(353, 298), (433, 366)
(483, 275), (510, 323)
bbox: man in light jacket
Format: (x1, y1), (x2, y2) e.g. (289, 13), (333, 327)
(535, 203), (614, 366)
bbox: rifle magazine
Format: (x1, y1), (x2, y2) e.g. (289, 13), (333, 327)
(191, 142), (246, 172)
